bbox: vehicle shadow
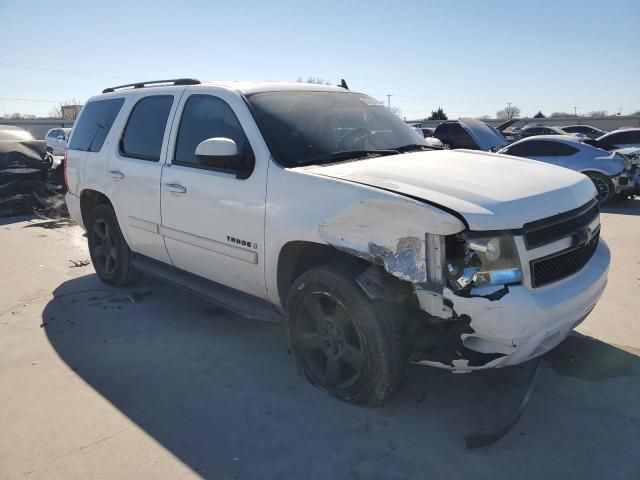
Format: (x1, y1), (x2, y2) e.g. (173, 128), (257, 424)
(601, 197), (640, 216)
(43, 274), (640, 479)
(0, 213), (34, 226)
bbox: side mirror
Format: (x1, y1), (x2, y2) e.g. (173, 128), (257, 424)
(195, 138), (252, 178)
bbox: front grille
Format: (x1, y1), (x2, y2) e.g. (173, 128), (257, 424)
(530, 230), (600, 287)
(523, 200), (599, 249)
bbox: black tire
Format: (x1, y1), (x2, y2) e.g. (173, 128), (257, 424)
(286, 263), (408, 406)
(441, 139), (452, 149)
(87, 203), (140, 286)
(586, 172), (615, 204)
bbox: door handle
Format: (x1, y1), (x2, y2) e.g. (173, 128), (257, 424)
(164, 182), (187, 194)
(109, 170), (125, 180)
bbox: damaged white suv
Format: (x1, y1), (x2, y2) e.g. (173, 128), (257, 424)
(65, 79), (610, 405)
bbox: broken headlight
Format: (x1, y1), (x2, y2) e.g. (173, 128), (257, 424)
(445, 233), (522, 291)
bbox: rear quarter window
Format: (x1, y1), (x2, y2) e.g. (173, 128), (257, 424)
(69, 98), (125, 152)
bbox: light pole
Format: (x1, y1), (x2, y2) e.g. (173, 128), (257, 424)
(507, 102), (512, 119)
(387, 94), (392, 109)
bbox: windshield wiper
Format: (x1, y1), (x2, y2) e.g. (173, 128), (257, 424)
(298, 149), (398, 166)
(394, 144), (437, 152)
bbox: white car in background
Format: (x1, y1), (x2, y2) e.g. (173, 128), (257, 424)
(597, 128), (640, 149)
(45, 128), (72, 155)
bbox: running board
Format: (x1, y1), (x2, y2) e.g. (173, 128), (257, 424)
(131, 254), (285, 323)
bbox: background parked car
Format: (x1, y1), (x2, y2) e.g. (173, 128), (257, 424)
(518, 125), (573, 138)
(45, 128), (72, 155)
(597, 128), (640, 149)
(0, 125), (65, 217)
(498, 135), (638, 203)
(433, 118), (508, 150)
(419, 127), (435, 137)
(560, 125), (607, 139)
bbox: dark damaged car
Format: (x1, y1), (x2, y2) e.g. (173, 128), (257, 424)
(0, 125), (65, 217)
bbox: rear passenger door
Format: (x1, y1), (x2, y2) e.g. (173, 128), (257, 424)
(106, 91), (181, 263)
(160, 88), (269, 300)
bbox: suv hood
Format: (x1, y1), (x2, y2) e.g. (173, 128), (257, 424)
(459, 117), (509, 151)
(299, 149), (596, 230)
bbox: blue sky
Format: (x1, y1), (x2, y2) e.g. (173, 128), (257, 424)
(1, 0), (638, 119)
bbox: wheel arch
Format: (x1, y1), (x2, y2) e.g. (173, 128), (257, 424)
(79, 189), (114, 227)
(581, 168), (615, 177)
(276, 240), (367, 307)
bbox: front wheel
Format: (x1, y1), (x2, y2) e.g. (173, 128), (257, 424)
(586, 172), (615, 204)
(286, 263), (408, 406)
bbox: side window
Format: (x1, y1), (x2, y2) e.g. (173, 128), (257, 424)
(120, 95), (173, 161)
(548, 142), (579, 156)
(68, 98), (125, 152)
(508, 140), (556, 156)
(505, 142), (533, 156)
(450, 123), (466, 136)
(174, 95), (251, 167)
(435, 123), (450, 135)
(48, 129), (58, 138)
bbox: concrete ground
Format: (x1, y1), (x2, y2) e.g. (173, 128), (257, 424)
(1, 202), (639, 480)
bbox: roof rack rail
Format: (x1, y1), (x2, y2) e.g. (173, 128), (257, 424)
(102, 78), (201, 94)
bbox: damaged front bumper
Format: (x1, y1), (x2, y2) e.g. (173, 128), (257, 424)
(414, 239), (610, 372)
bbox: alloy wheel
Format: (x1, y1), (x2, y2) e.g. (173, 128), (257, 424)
(92, 219), (117, 276)
(292, 291), (365, 389)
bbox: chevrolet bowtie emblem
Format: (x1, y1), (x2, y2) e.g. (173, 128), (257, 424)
(571, 227), (594, 248)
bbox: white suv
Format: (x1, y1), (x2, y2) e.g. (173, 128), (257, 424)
(65, 79), (610, 405)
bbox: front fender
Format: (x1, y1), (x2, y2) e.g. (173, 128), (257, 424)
(264, 165), (466, 305)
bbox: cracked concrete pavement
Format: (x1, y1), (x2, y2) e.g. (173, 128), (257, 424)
(1, 202), (639, 479)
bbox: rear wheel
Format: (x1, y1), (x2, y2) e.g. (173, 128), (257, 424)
(586, 172), (614, 204)
(88, 204), (140, 286)
(286, 263), (408, 406)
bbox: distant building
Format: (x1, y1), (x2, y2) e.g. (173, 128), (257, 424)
(61, 105), (82, 121)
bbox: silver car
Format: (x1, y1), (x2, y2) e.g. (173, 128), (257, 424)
(597, 128), (640, 149)
(498, 135), (639, 203)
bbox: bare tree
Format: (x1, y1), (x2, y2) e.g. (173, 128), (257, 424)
(550, 112), (573, 118)
(296, 77), (330, 85)
(49, 98), (82, 118)
(496, 105), (521, 119)
(588, 110), (608, 117)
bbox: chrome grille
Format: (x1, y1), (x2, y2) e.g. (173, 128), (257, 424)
(523, 199), (599, 249)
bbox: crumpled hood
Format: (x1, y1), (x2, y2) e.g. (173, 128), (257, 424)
(298, 149), (597, 230)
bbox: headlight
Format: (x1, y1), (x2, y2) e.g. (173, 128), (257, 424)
(445, 233), (522, 291)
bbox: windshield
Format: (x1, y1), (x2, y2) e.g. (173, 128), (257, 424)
(247, 91), (426, 167)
